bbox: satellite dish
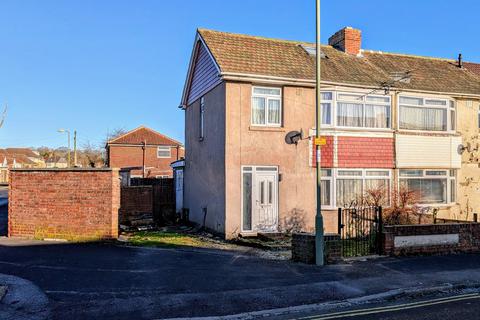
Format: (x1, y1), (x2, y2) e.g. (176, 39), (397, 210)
(285, 130), (302, 145)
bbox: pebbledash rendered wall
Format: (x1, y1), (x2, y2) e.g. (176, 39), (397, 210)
(8, 168), (120, 240)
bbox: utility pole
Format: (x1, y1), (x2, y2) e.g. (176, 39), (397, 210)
(142, 140), (147, 178)
(73, 130), (77, 167)
(315, 0), (325, 266)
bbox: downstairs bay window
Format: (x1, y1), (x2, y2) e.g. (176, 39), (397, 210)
(321, 169), (391, 209)
(336, 169), (391, 207)
(399, 169), (456, 205)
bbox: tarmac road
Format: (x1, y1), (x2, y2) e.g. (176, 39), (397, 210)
(1, 237), (480, 319)
(279, 293), (480, 320)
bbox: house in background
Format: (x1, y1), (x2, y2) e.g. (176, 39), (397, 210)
(0, 148), (46, 183)
(45, 156), (68, 168)
(106, 126), (184, 178)
(180, 27), (480, 239)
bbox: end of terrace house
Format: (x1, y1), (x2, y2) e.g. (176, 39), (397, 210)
(179, 26), (480, 239)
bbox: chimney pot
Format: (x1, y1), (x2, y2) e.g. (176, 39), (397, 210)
(328, 27), (362, 56)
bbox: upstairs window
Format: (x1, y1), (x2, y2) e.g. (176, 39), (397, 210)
(320, 92), (333, 125)
(399, 96), (455, 132)
(157, 146), (171, 158)
(251, 87), (281, 126)
(336, 93), (391, 129)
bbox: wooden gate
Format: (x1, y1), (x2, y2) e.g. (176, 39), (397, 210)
(152, 179), (175, 223)
(120, 178), (175, 226)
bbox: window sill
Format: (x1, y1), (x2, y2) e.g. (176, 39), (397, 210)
(396, 130), (460, 137)
(249, 126), (285, 132)
(416, 203), (458, 208)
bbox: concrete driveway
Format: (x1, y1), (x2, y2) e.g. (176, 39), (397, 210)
(1, 238), (480, 320)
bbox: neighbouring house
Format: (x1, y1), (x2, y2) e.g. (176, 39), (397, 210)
(180, 27), (480, 239)
(0, 148), (45, 183)
(45, 156), (68, 168)
(106, 126), (184, 178)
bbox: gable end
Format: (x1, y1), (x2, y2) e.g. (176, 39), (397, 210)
(183, 37), (222, 106)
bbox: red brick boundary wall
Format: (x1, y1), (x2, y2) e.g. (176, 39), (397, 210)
(292, 233), (341, 264)
(9, 168), (120, 240)
(383, 223), (480, 256)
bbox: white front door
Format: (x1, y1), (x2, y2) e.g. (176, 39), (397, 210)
(242, 166), (278, 233)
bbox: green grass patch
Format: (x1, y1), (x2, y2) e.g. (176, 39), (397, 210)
(127, 231), (209, 248)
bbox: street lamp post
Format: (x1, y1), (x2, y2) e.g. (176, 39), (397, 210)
(315, 0), (325, 266)
(58, 129), (71, 167)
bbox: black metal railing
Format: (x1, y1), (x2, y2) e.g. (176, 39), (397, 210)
(338, 206), (383, 257)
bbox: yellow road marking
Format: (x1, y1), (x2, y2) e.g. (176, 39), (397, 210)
(300, 293), (480, 320)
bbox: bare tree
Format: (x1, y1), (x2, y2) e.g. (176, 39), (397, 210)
(103, 127), (127, 146)
(82, 141), (105, 168)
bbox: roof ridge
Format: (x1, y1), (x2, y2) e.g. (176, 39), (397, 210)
(199, 29), (466, 63)
(362, 49), (457, 62)
(141, 126), (183, 146)
(107, 126), (183, 146)
(198, 28), (315, 46)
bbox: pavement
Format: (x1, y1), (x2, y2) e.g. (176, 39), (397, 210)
(1, 237), (480, 320)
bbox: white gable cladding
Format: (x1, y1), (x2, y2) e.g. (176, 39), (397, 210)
(396, 134), (462, 168)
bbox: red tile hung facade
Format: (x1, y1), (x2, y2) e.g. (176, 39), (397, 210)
(8, 169), (120, 240)
(337, 137), (394, 168)
(312, 136), (334, 168)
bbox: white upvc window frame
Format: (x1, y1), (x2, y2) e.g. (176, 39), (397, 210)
(320, 92), (333, 127)
(251, 86), (282, 127)
(320, 168), (392, 209)
(397, 95), (456, 133)
(319, 91), (392, 130)
(157, 146), (171, 158)
(398, 169), (456, 206)
(336, 168), (392, 207)
(320, 169), (334, 209)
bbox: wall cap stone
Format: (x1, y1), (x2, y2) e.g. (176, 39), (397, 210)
(11, 168), (120, 172)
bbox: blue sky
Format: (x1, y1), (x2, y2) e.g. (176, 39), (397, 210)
(1, 0), (479, 148)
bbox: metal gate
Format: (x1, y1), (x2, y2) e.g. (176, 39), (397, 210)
(338, 206), (383, 257)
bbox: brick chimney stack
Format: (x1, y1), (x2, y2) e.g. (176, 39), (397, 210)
(328, 27), (362, 56)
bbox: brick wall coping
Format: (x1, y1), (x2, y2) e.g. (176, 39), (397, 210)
(384, 223), (478, 229)
(293, 232), (340, 236)
(11, 168), (120, 172)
